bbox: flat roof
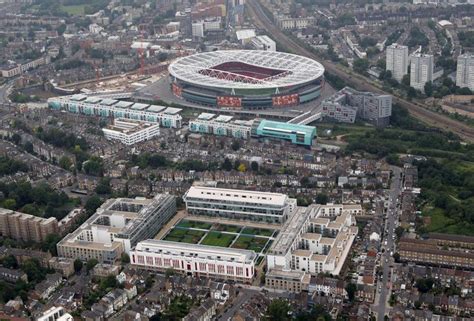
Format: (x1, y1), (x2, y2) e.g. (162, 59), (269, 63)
(147, 105), (167, 113)
(70, 94), (87, 101)
(164, 107), (182, 115)
(184, 186), (287, 207)
(257, 119), (316, 136)
(115, 101), (134, 108)
(131, 103), (150, 110)
(101, 98), (118, 106)
(198, 113), (216, 120)
(85, 97), (102, 104)
(215, 115), (233, 123)
(135, 239), (256, 262)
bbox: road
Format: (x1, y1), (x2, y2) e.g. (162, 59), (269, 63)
(0, 81), (13, 104)
(247, 0), (474, 142)
(374, 166), (402, 320)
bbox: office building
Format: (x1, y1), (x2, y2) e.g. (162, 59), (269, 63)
(57, 194), (176, 263)
(48, 94), (182, 128)
(250, 35), (276, 51)
(386, 43), (409, 82)
(192, 22), (204, 38)
(189, 113), (253, 139)
(410, 53), (434, 92)
(130, 240), (256, 282)
(456, 53), (474, 91)
(189, 114), (316, 146)
(322, 87), (392, 126)
(266, 204), (358, 285)
(102, 118), (160, 145)
(251, 119), (317, 146)
(0, 208), (58, 242)
(0, 56), (50, 78)
(183, 186), (297, 224)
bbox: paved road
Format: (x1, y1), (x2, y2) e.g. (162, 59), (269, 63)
(247, 0), (474, 142)
(0, 81), (13, 103)
(375, 166), (402, 320)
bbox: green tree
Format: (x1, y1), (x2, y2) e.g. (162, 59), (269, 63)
(264, 299), (291, 321)
(346, 282), (357, 302)
(353, 58), (369, 74)
(250, 161), (259, 172)
(86, 258), (98, 272)
(121, 253), (130, 264)
(59, 156), (72, 170)
(85, 195), (103, 215)
(222, 158), (232, 171)
(316, 193), (329, 205)
(424, 82), (434, 97)
(231, 140), (241, 151)
(2, 255), (18, 269)
(74, 259), (83, 273)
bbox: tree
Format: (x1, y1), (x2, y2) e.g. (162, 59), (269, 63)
(353, 58), (369, 74)
(59, 156), (72, 170)
(2, 255), (18, 269)
(85, 195), (103, 215)
(121, 253), (130, 264)
(346, 282), (357, 302)
(222, 158), (232, 171)
(95, 178), (111, 195)
(86, 258), (98, 272)
(264, 299), (291, 321)
(231, 140), (241, 151)
(415, 278), (435, 293)
(250, 161), (259, 172)
(74, 259), (83, 273)
(316, 193), (329, 205)
(407, 87), (417, 99)
(424, 81), (434, 97)
(237, 163), (246, 172)
(401, 74), (410, 87)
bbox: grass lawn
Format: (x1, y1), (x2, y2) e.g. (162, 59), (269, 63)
(241, 227), (274, 237)
(423, 207), (474, 236)
(200, 231), (235, 247)
(214, 224), (241, 233)
(232, 235), (269, 253)
(176, 219), (212, 230)
(61, 4), (86, 15)
(163, 228), (205, 244)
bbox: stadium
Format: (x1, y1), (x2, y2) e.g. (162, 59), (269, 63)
(168, 50), (325, 109)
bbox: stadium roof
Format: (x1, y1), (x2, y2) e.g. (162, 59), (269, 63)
(168, 50), (324, 89)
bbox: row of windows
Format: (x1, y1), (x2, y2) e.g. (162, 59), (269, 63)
(134, 254), (251, 277)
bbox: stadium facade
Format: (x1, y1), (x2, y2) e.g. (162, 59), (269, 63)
(168, 50), (325, 109)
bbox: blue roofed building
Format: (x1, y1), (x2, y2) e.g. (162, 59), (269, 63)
(251, 119), (316, 146)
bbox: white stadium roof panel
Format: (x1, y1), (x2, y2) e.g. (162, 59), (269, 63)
(168, 50), (324, 90)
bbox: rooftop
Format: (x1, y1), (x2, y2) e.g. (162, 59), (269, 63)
(184, 186), (288, 207)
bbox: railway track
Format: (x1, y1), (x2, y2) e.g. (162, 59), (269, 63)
(247, 0), (474, 142)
